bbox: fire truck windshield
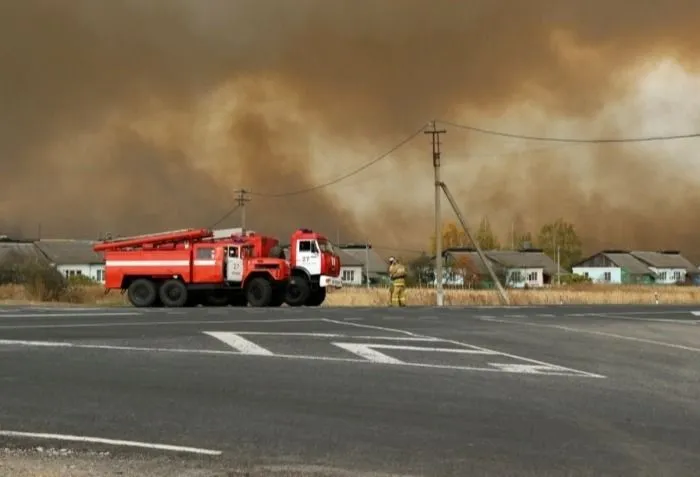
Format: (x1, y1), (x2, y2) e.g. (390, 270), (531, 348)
(317, 239), (334, 254)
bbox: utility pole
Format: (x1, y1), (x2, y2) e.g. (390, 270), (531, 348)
(234, 189), (251, 232)
(365, 240), (371, 289)
(556, 245), (561, 286)
(425, 120), (447, 306)
(439, 182), (510, 305)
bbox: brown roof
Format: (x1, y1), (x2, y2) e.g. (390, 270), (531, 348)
(33, 240), (104, 265)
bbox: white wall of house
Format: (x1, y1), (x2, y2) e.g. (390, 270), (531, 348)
(340, 265), (364, 286)
(572, 267), (621, 284)
(649, 267), (685, 284)
(506, 268), (544, 288)
(56, 264), (105, 283)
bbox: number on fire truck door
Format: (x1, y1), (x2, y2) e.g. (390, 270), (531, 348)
(226, 249), (244, 282)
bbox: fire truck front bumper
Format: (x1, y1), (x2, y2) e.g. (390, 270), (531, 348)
(320, 275), (342, 288)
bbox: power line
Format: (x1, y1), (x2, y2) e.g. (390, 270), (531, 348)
(249, 124), (428, 198)
(437, 119), (700, 143)
(208, 204), (241, 229)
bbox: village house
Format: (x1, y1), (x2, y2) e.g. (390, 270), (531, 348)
(33, 239), (106, 283)
(432, 247), (565, 289)
(571, 250), (698, 285)
(336, 244), (390, 286)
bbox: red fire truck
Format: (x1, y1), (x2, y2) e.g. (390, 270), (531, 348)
(93, 228), (290, 308)
(226, 228), (342, 307)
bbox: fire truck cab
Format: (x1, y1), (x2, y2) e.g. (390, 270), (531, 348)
(285, 228), (342, 307)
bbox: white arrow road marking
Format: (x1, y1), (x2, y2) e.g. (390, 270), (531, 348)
(202, 332), (274, 355)
(332, 342), (500, 364)
(0, 430), (222, 456)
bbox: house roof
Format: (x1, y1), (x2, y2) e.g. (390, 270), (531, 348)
(336, 248), (364, 267)
(573, 250), (697, 275)
(601, 252), (654, 275)
(629, 251), (697, 271)
(33, 239), (105, 265)
(0, 241), (48, 266)
(441, 248), (565, 276)
(337, 245), (387, 274)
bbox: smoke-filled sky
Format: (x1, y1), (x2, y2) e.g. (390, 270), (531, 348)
(2, 0), (700, 258)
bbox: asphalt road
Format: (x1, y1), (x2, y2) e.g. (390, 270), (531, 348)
(1, 304), (699, 476)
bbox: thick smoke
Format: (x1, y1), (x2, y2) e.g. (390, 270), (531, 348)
(2, 1), (700, 258)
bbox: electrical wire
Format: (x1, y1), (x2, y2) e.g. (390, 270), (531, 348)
(248, 124), (429, 198)
(208, 204), (241, 229)
(438, 119), (700, 143)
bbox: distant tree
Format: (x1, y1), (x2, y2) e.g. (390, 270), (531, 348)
(407, 252), (434, 286)
(428, 221), (469, 255)
(536, 218), (582, 270)
(475, 216), (501, 250)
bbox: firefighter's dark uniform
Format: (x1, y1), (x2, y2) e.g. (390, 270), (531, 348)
(388, 258), (407, 307)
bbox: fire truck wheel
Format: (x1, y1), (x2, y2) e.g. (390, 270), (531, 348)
(284, 276), (310, 307)
(158, 279), (189, 307)
(245, 277), (273, 307)
(127, 279), (158, 307)
(305, 287), (327, 307)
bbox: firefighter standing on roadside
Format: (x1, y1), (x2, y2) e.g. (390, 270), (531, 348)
(388, 256), (407, 307)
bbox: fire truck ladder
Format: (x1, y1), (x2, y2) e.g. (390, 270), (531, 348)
(93, 228), (213, 252)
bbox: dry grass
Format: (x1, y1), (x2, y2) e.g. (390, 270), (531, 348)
(2, 283), (700, 307)
(0, 284), (127, 307)
(324, 285), (700, 306)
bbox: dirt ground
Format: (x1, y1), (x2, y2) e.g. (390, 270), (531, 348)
(0, 447), (410, 477)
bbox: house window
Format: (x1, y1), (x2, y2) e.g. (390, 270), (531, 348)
(342, 269), (355, 282)
(96, 269), (103, 282)
(603, 271), (611, 281)
(659, 271), (667, 281)
(527, 271), (538, 281)
(510, 271), (523, 282)
(673, 271), (681, 282)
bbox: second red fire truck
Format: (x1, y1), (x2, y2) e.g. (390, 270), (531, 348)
(93, 228), (291, 308)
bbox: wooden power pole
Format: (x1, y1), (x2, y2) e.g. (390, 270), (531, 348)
(234, 189), (251, 231)
(425, 120), (447, 306)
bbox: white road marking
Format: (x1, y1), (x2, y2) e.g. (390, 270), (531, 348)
(332, 343), (405, 364)
(321, 318), (425, 338)
(568, 310), (695, 317)
(537, 314), (556, 318)
(477, 316), (700, 353)
(203, 332), (274, 355)
(0, 339), (72, 347)
(0, 430), (222, 456)
(691, 311), (700, 317)
(0, 312), (141, 318)
(0, 337), (603, 377)
(325, 318), (605, 378)
(229, 332), (442, 341)
(589, 313), (698, 324)
(361, 343), (499, 354)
